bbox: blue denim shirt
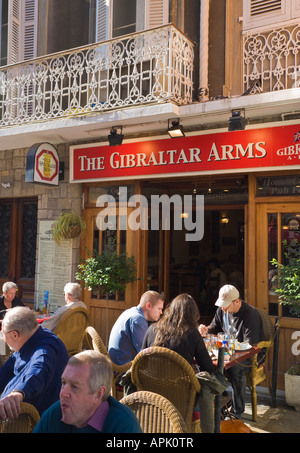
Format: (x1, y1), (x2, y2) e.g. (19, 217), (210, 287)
(0, 326), (69, 414)
(108, 305), (149, 365)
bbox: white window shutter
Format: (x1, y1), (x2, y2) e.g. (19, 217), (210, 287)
(292, 0), (300, 17)
(23, 0), (38, 61)
(145, 0), (169, 28)
(8, 0), (37, 64)
(96, 0), (109, 42)
(8, 0), (21, 64)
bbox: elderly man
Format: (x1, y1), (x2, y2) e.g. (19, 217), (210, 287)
(108, 290), (164, 365)
(0, 307), (69, 419)
(42, 282), (87, 331)
(0, 282), (24, 320)
(199, 284), (265, 417)
(33, 350), (142, 433)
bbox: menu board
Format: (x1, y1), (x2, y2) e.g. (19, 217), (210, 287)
(36, 220), (72, 314)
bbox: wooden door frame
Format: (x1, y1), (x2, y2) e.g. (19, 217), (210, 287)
(82, 206), (139, 311)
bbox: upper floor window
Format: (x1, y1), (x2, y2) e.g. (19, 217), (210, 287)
(112, 0), (136, 37)
(243, 0), (300, 31)
(96, 0), (169, 42)
(0, 0), (8, 66)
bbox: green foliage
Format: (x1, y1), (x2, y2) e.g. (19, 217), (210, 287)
(53, 209), (86, 244)
(270, 239), (300, 316)
(75, 242), (138, 296)
(286, 363), (300, 376)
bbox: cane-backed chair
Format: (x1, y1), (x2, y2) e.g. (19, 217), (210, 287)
(53, 306), (89, 356)
(131, 346), (201, 433)
(83, 325), (132, 398)
(120, 391), (188, 433)
(246, 308), (275, 421)
(0, 403), (40, 433)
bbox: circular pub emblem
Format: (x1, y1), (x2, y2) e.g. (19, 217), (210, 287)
(26, 143), (59, 186)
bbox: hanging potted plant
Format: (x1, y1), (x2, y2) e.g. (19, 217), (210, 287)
(271, 238), (300, 411)
(53, 209), (86, 244)
(75, 239), (138, 344)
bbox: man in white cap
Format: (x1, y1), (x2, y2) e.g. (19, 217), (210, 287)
(199, 284), (265, 417)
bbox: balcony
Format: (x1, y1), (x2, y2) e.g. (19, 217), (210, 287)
(243, 23), (300, 93)
(0, 25), (194, 128)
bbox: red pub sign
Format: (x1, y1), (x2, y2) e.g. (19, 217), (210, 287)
(70, 124), (300, 183)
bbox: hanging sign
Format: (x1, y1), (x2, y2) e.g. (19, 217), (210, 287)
(70, 124), (300, 183)
(26, 143), (59, 185)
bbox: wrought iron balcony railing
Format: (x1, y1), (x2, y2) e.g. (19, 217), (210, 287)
(243, 24), (300, 93)
(0, 25), (194, 127)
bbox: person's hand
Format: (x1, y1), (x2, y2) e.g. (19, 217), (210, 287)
(0, 391), (23, 420)
(199, 324), (208, 336)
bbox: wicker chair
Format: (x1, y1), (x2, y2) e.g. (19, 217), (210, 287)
(83, 326), (132, 398)
(131, 346), (201, 433)
(0, 403), (40, 433)
(120, 391), (188, 433)
(53, 306), (89, 356)
(246, 308), (274, 421)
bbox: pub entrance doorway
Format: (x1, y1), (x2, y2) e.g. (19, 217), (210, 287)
(146, 206), (245, 316)
(143, 177), (247, 316)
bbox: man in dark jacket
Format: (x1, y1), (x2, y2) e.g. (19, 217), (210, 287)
(0, 306), (69, 419)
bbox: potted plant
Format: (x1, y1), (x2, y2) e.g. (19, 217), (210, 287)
(271, 239), (300, 410)
(53, 209), (86, 244)
(75, 239), (138, 344)
(270, 239), (300, 315)
(284, 362), (300, 412)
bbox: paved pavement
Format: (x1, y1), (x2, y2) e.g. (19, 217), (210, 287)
(240, 387), (300, 433)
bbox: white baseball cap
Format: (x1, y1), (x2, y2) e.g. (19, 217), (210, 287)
(215, 284), (240, 308)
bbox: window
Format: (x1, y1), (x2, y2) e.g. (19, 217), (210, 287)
(112, 0), (136, 38)
(95, 0), (169, 42)
(243, 0), (300, 31)
(0, 0), (8, 66)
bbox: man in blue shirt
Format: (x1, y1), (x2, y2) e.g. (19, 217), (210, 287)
(108, 291), (164, 365)
(0, 306), (69, 419)
(33, 350), (142, 433)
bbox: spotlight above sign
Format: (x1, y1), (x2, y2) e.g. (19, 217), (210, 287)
(26, 143), (60, 186)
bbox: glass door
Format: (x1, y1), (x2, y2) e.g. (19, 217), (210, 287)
(256, 202), (300, 319)
(268, 211), (300, 318)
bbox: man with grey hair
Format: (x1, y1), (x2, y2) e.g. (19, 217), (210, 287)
(0, 307), (69, 420)
(0, 282), (24, 320)
(33, 350), (142, 433)
(108, 290), (164, 365)
(42, 282), (87, 331)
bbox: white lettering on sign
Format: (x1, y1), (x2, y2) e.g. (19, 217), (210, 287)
(78, 155), (105, 171)
(277, 144), (300, 156)
(76, 141), (268, 174)
(207, 141), (267, 161)
(110, 148), (202, 169)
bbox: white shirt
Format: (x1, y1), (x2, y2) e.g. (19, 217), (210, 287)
(42, 301), (87, 331)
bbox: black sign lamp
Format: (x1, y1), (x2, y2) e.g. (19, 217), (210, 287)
(108, 126), (124, 146)
(228, 110), (246, 131)
(167, 119), (185, 138)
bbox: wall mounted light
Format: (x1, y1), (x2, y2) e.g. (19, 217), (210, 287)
(167, 119), (185, 138)
(228, 109), (246, 131)
(108, 126), (124, 146)
(221, 216), (229, 224)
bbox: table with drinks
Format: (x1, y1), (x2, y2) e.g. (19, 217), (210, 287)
(204, 334), (261, 433)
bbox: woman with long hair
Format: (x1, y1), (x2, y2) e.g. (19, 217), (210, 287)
(142, 293), (215, 433)
(143, 293), (214, 373)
